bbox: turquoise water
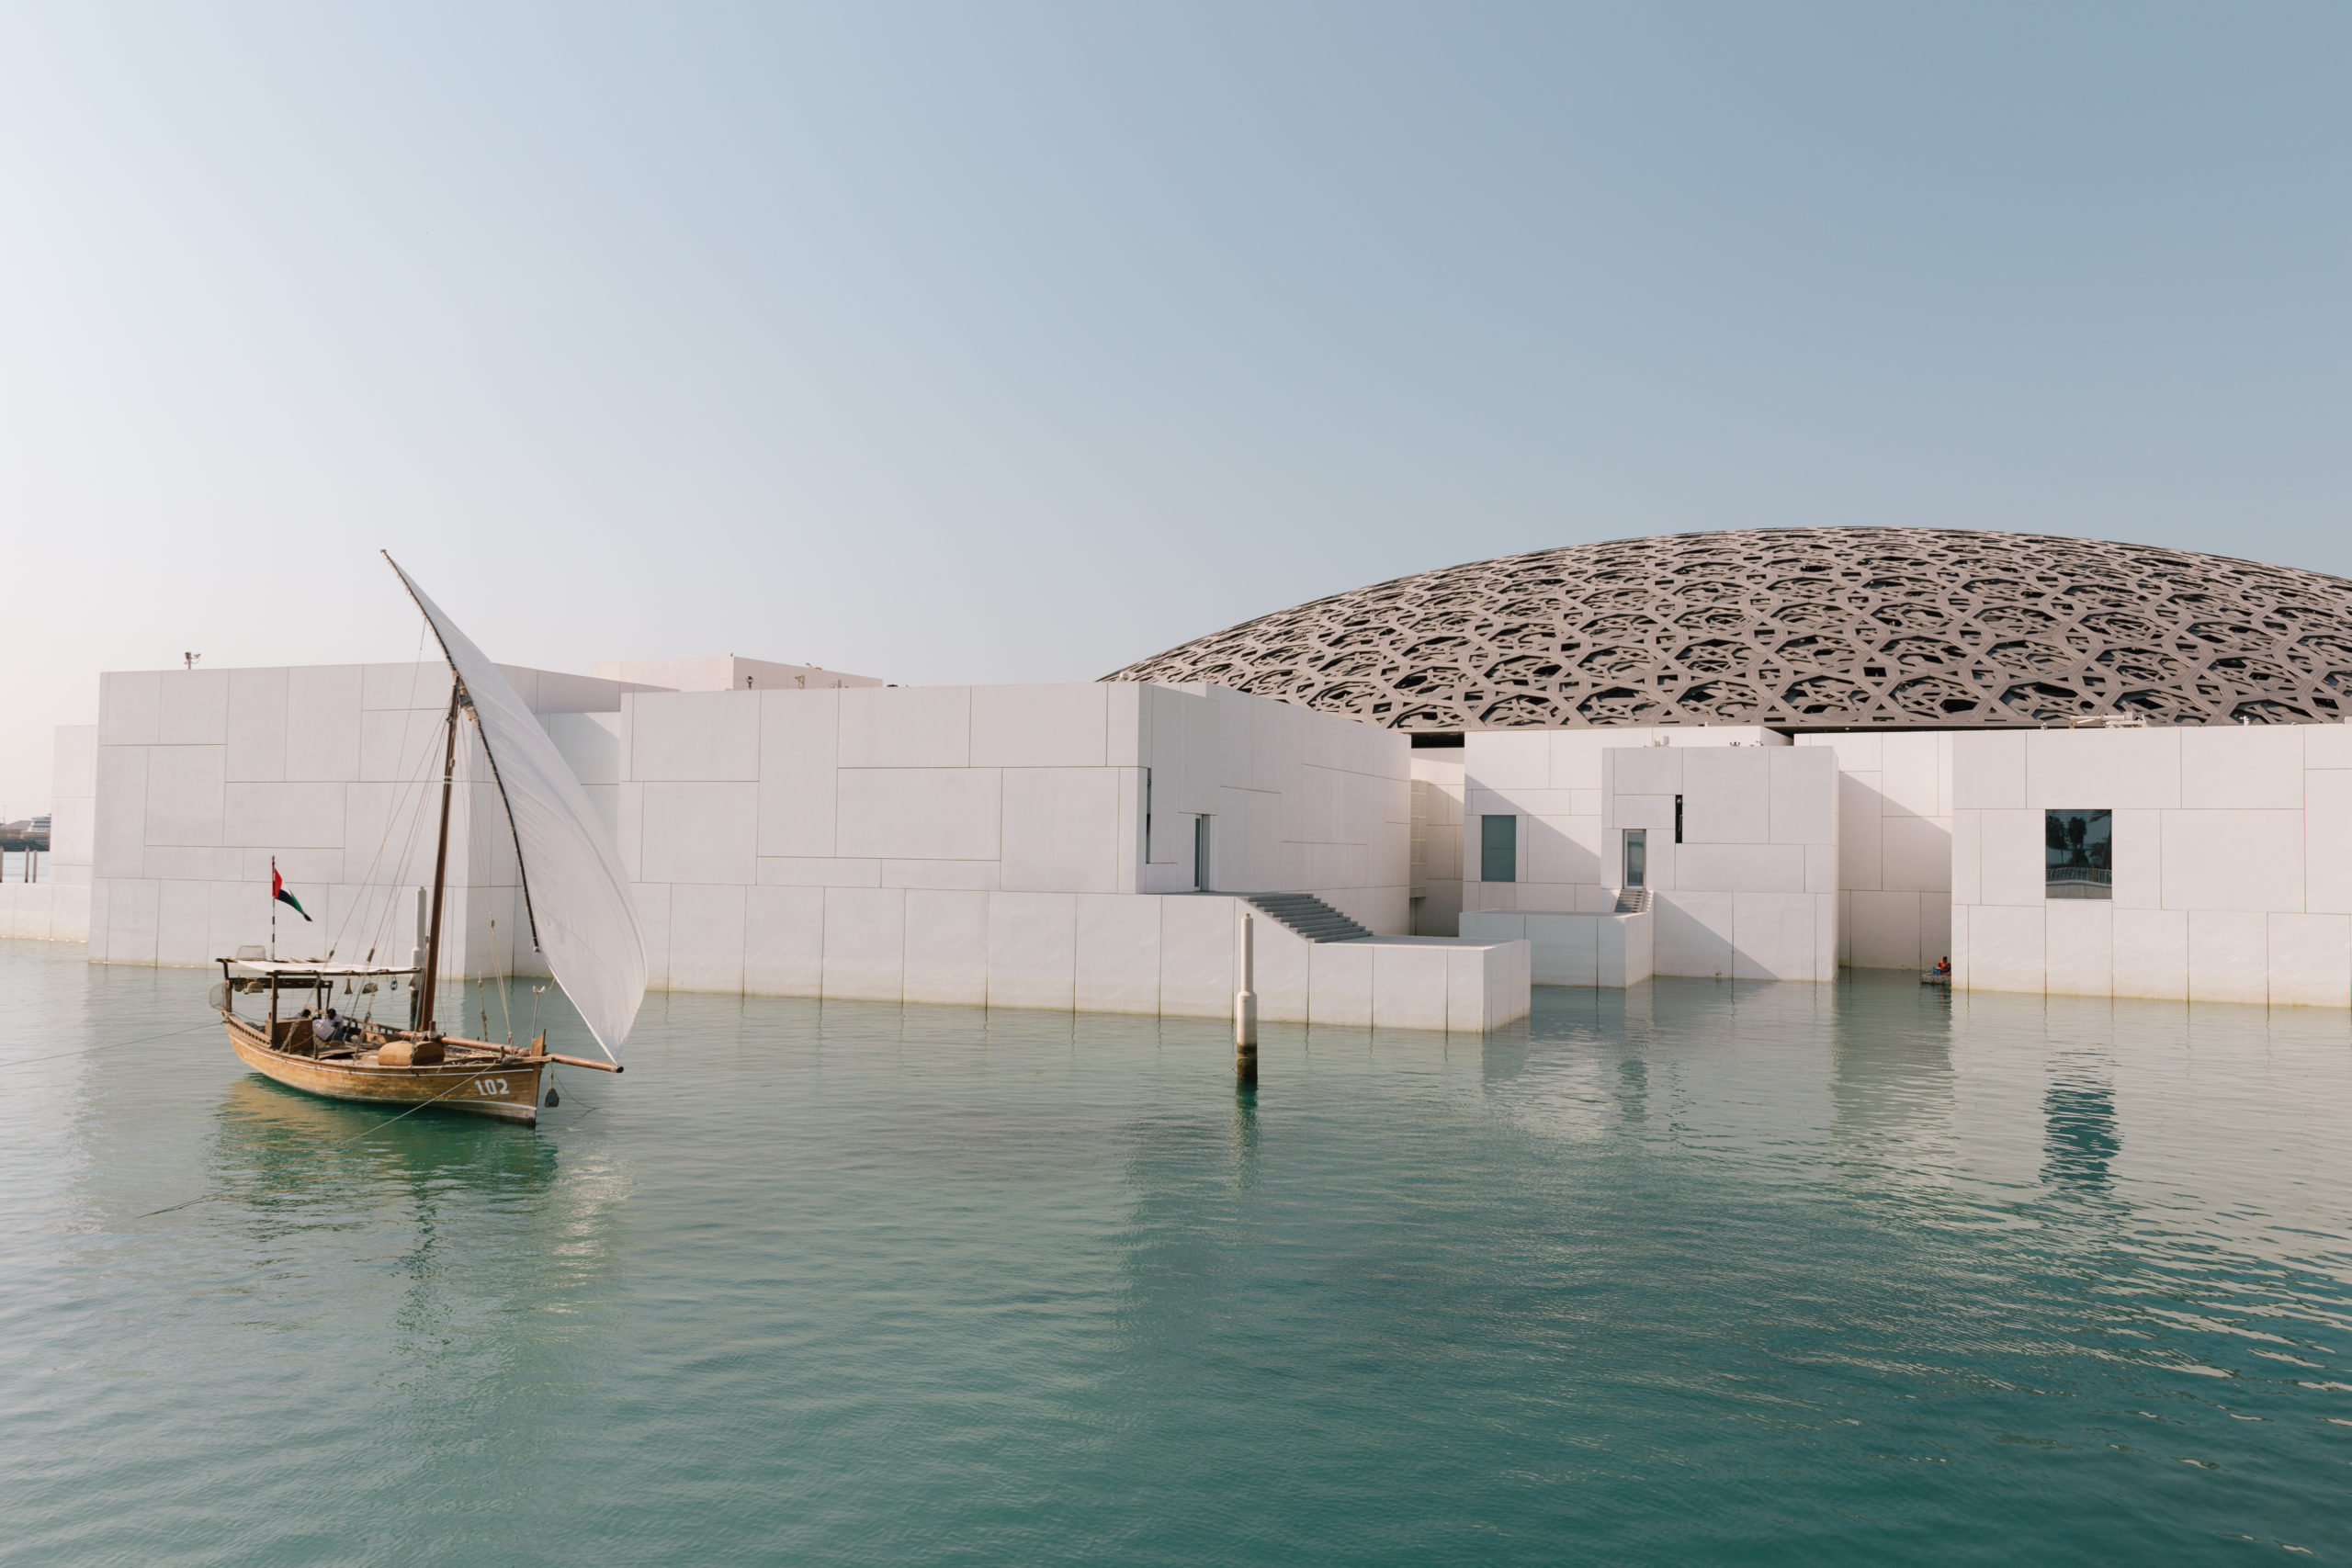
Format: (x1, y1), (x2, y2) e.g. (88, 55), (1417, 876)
(5, 940), (2350, 1565)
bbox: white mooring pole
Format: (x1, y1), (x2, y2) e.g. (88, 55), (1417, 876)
(1235, 908), (1259, 1086)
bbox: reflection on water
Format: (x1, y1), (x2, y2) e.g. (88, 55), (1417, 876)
(5, 943), (2352, 1567)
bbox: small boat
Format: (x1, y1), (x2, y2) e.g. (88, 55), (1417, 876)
(1920, 970), (1952, 987)
(213, 554), (648, 1125)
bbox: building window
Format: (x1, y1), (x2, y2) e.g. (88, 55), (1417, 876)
(2045, 809), (2112, 899)
(1623, 828), (1647, 889)
(1194, 815), (1213, 891)
(1480, 815), (1517, 883)
(1673, 795), (1683, 844)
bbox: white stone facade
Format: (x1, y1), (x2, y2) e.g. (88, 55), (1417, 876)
(1795, 732), (1955, 972)
(1951, 726), (2352, 1007)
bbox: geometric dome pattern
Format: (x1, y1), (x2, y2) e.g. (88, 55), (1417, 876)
(1104, 528), (2352, 731)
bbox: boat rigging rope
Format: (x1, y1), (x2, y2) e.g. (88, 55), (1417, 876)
(0, 1019), (217, 1070)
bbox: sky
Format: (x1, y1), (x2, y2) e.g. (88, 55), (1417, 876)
(1, 2), (2346, 812)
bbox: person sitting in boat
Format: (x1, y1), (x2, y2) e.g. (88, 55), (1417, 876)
(1931, 956), (1951, 977)
(312, 1008), (345, 1046)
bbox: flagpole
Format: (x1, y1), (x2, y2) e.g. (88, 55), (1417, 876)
(270, 855), (277, 960)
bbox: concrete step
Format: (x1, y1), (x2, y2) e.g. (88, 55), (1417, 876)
(1239, 892), (1375, 943)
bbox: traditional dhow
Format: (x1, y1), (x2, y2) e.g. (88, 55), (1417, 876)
(212, 554), (647, 1124)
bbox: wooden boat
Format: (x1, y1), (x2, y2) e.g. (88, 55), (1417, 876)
(214, 554), (648, 1125)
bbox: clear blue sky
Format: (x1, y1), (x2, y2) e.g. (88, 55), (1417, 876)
(2, 2), (2346, 810)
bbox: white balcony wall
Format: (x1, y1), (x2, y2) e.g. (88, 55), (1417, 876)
(1950, 726), (2352, 1007)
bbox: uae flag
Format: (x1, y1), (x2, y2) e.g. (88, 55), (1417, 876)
(272, 861), (311, 921)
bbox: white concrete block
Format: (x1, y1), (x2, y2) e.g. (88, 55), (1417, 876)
(1446, 944), (1491, 1031)
(2188, 909), (2268, 1006)
(284, 666), (363, 782)
(756, 857), (882, 887)
(359, 707), (438, 785)
(1805, 842), (1838, 894)
(971, 683), (1110, 768)
(1251, 912), (1311, 1023)
(1878, 734), (1944, 819)
(143, 846), (243, 882)
(1731, 892), (1817, 980)
(2111, 907), (2188, 1001)
(107, 877), (161, 964)
(821, 887), (905, 1001)
(156, 880), (211, 965)
(100, 671), (162, 746)
(1881, 816), (1952, 894)
(2108, 807), (2161, 908)
(1672, 843), (1805, 894)
(1978, 810), (2046, 907)
(1001, 768), (1122, 894)
(1525, 815), (1604, 888)
(1611, 747), (1682, 799)
(543, 711), (621, 787)
(880, 860), (1001, 891)
(2267, 912), (2352, 1009)
(2303, 772), (2352, 915)
(1523, 911), (1599, 986)
(1769, 749), (1837, 845)
(1951, 810), (1981, 905)
(743, 885), (825, 996)
(1681, 749), (1770, 845)
(1466, 731), (1551, 790)
(1838, 773), (1884, 889)
(1849, 890), (1924, 971)
(2044, 900), (2114, 998)
(1965, 904), (2045, 994)
(363, 661), (450, 711)
(837, 769), (1002, 863)
(668, 883), (747, 993)
(159, 670), (230, 746)
(903, 888), (991, 1006)
(1922, 893), (1952, 965)
(1106, 682), (1142, 770)
(840, 686), (970, 769)
(145, 746), (226, 847)
(1371, 943), (1452, 1031)
(1073, 894), (1159, 1014)
(987, 891), (1078, 1010)
(2162, 810), (2302, 913)
(641, 782), (759, 885)
(206, 878), (266, 961)
(1799, 732), (1882, 772)
(2181, 725), (2304, 809)
(2024, 728), (2180, 811)
(225, 667), (290, 784)
(756, 689), (840, 858)
(1308, 941), (1374, 1027)
(2303, 724), (2352, 770)
(1655, 890), (1734, 977)
(94, 749), (149, 879)
(630, 692), (761, 783)
(1159, 896), (1234, 1016)
(1951, 732), (2027, 810)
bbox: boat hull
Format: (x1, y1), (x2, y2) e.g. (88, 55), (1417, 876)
(223, 1015), (544, 1124)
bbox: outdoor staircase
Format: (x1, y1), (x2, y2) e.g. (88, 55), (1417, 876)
(1611, 887), (1649, 914)
(1239, 892), (1375, 943)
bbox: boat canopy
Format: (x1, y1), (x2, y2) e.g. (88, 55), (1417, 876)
(223, 960), (420, 976)
(387, 555), (649, 1059)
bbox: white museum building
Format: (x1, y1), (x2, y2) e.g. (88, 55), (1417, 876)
(13, 528), (2352, 1019)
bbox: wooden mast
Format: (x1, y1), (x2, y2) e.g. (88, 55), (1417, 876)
(414, 683), (462, 1035)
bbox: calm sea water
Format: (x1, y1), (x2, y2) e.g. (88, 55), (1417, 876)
(5, 940), (2350, 1565)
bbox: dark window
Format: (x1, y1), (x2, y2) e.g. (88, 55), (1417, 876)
(2045, 809), (2112, 899)
(1674, 794), (1683, 844)
(1480, 815), (1517, 883)
(1194, 815), (1213, 891)
(1623, 828), (1647, 889)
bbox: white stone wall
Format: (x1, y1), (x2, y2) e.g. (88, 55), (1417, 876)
(1461, 728), (1787, 916)
(0, 725), (96, 941)
(1951, 726), (2352, 1006)
(619, 680), (1419, 1002)
(1461, 907), (1651, 987)
(84, 663), (634, 975)
(1796, 732), (1954, 970)
(1408, 749), (1464, 936)
(590, 656), (883, 693)
(1604, 744), (1839, 981)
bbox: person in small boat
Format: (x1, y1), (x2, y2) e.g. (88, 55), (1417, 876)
(1931, 956), (1951, 977)
(312, 1008), (345, 1046)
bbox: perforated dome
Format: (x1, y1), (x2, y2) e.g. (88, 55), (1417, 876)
(1105, 528), (2352, 731)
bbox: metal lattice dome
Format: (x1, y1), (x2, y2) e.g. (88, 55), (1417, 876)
(1104, 528), (2352, 731)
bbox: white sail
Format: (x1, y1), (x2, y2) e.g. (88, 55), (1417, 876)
(388, 557), (647, 1057)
